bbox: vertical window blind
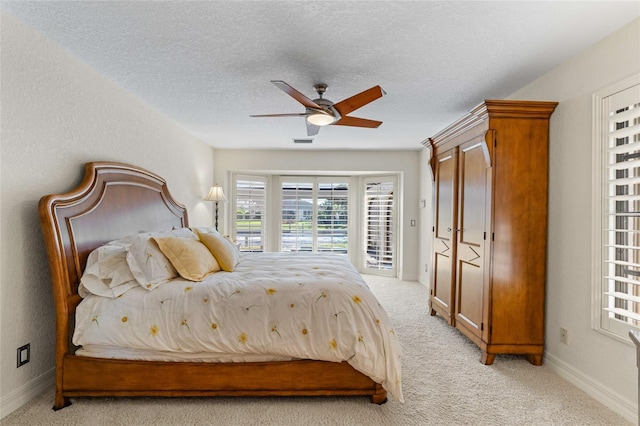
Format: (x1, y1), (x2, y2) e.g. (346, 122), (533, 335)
(600, 81), (640, 339)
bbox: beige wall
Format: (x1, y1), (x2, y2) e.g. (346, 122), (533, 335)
(0, 12), (215, 415)
(213, 149), (421, 280)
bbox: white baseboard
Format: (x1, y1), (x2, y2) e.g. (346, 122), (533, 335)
(0, 368), (55, 419)
(400, 273), (418, 282)
(544, 352), (637, 424)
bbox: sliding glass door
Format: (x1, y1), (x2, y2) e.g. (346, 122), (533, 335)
(362, 176), (397, 276)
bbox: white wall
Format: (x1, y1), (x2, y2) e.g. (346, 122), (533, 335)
(418, 147), (433, 286)
(509, 18), (639, 420)
(0, 12), (215, 417)
(418, 18), (640, 421)
(213, 149), (421, 280)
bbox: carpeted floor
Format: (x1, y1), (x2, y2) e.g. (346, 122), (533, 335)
(1, 275), (629, 425)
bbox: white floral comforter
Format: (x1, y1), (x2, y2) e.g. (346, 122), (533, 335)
(73, 252), (403, 401)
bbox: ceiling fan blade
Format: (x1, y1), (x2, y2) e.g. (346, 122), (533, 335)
(250, 113), (310, 118)
(334, 116), (382, 128)
(271, 80), (322, 110)
(333, 85), (386, 116)
(306, 121), (320, 136)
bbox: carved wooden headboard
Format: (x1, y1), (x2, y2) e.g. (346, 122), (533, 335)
(38, 161), (188, 324)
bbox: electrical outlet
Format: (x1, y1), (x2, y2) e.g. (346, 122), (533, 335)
(17, 343), (30, 367)
(560, 327), (568, 344)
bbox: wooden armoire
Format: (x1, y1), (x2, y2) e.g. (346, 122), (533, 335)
(425, 100), (557, 365)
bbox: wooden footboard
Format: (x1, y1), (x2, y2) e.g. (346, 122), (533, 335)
(55, 356), (386, 409)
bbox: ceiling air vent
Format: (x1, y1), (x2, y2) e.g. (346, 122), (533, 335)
(293, 138), (313, 144)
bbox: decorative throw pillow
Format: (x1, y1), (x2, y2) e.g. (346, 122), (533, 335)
(167, 227), (198, 239)
(153, 237), (221, 281)
(126, 229), (197, 290)
(223, 235), (241, 255)
(190, 226), (220, 236)
(196, 229), (240, 272)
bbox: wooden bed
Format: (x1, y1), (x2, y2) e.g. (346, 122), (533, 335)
(38, 161), (387, 410)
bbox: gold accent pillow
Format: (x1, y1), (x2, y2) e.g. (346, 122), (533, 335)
(196, 230), (240, 272)
(153, 237), (221, 281)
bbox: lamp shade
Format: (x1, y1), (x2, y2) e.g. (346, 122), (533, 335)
(204, 185), (226, 202)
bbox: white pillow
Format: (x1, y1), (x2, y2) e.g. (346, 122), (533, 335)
(126, 228), (197, 290)
(79, 243), (138, 298)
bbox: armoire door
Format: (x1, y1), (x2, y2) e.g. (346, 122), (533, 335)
(430, 148), (458, 323)
(454, 137), (489, 339)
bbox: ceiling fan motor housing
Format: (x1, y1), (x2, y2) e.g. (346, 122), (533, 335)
(307, 100), (340, 124)
(312, 98), (333, 108)
(311, 98), (339, 117)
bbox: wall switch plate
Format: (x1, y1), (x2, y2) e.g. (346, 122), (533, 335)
(560, 327), (568, 344)
(17, 343), (30, 367)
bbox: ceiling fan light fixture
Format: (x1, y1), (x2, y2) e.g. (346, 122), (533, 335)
(251, 80), (383, 135)
(307, 112), (336, 126)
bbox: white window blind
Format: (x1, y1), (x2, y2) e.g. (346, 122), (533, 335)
(234, 176), (266, 252)
(594, 75), (640, 341)
(363, 178), (396, 274)
(281, 180), (314, 252)
(316, 181), (349, 254)
(280, 178), (349, 254)
(231, 172), (399, 277)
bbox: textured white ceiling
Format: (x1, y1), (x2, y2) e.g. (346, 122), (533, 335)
(2, 1), (639, 150)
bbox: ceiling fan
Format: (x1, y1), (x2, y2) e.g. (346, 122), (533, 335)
(250, 80), (386, 136)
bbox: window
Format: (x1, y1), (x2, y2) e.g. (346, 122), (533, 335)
(234, 176), (266, 252)
(363, 176), (396, 276)
(230, 172), (399, 277)
(317, 181), (349, 253)
(281, 180), (314, 252)
(280, 178), (349, 254)
(593, 74), (640, 342)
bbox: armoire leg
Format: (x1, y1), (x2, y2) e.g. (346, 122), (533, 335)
(52, 395), (71, 411)
(527, 354), (543, 366)
(481, 351), (495, 365)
